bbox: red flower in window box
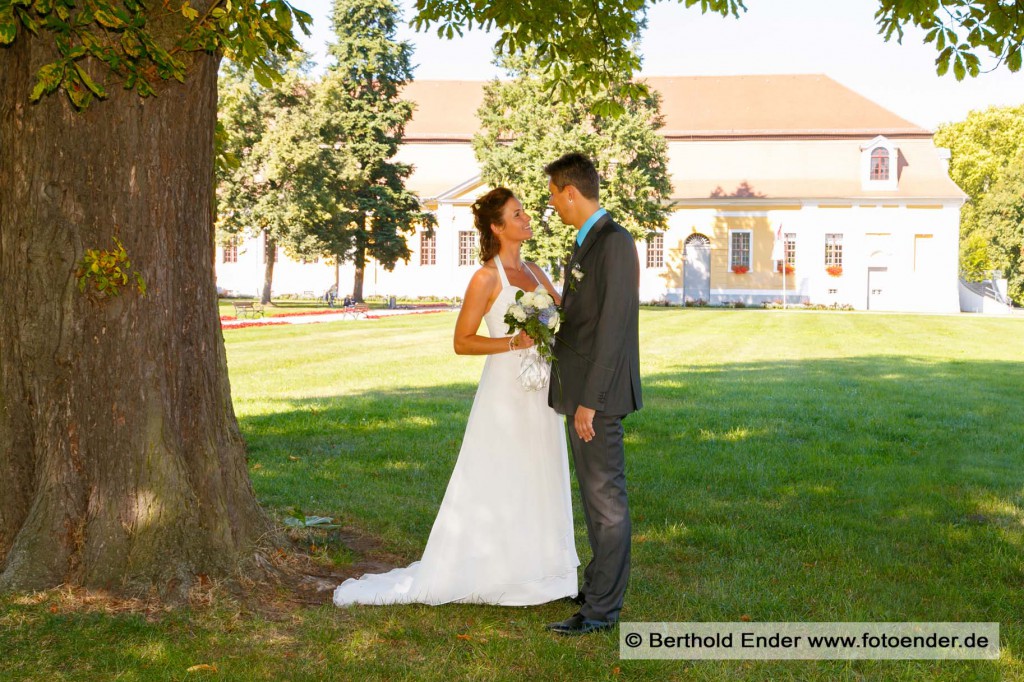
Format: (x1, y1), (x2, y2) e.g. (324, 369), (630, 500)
(826, 265), (843, 277)
(777, 263), (795, 275)
(731, 265), (749, 275)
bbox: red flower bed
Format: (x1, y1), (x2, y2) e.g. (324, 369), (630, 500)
(271, 308), (348, 319)
(223, 320), (290, 330)
(731, 265), (750, 275)
(777, 263), (795, 275)
(826, 265), (843, 277)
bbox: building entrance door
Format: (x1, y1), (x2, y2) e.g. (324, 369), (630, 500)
(867, 267), (890, 310)
(683, 234), (711, 303)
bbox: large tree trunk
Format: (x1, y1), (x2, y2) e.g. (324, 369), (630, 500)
(0, 32), (270, 596)
(261, 233), (276, 305)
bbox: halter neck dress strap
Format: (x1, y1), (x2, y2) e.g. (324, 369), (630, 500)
(523, 262), (541, 288)
(493, 254), (511, 289)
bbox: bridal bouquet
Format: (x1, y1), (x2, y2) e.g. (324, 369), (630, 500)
(504, 290), (561, 390)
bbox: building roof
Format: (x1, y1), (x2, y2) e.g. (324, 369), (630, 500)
(398, 75), (963, 201)
(401, 75), (932, 142)
(402, 80), (487, 142)
(646, 75), (929, 139)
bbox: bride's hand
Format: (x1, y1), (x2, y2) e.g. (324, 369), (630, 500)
(512, 330), (534, 350)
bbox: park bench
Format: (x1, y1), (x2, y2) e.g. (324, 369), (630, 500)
(232, 301), (264, 318)
(339, 304), (369, 320)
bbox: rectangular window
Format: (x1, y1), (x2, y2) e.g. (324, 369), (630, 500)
(870, 148), (890, 181)
(646, 233), (664, 269)
(222, 237), (238, 263)
(784, 232), (796, 266)
(420, 231), (436, 266)
(825, 233), (843, 267)
(458, 231), (476, 267)
(729, 230), (751, 270)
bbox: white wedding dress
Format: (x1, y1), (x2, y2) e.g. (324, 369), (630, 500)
(333, 255), (579, 607)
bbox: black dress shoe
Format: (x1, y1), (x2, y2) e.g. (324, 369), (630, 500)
(545, 612), (615, 636)
(559, 593), (585, 606)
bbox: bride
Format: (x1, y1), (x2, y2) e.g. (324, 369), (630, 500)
(333, 187), (579, 607)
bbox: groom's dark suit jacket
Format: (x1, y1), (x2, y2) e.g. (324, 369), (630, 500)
(549, 213), (642, 417)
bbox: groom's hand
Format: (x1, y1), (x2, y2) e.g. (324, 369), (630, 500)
(574, 405), (596, 443)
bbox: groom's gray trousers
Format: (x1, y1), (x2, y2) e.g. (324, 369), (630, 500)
(567, 412), (631, 623)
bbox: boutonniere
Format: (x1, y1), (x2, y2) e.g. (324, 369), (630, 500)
(568, 262), (585, 293)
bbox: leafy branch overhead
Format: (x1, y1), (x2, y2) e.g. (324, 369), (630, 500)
(412, 0), (1021, 113)
(0, 0), (312, 109)
(875, 0), (1024, 79)
(2, 0), (1020, 114)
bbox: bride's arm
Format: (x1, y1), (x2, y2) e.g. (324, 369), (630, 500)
(527, 262), (562, 306)
(453, 268), (533, 355)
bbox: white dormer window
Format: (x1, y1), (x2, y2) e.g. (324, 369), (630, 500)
(861, 135), (898, 191)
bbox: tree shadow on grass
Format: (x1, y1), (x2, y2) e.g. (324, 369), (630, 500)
(238, 355), (1024, 630)
(626, 355), (1024, 629)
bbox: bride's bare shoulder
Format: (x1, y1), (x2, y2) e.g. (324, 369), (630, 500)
(465, 261), (499, 290)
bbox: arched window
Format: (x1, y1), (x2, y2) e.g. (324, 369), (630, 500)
(870, 147), (890, 181)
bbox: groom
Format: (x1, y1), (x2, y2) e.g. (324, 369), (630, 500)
(545, 153), (642, 636)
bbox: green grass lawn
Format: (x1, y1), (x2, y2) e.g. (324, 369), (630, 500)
(3, 310), (1023, 681)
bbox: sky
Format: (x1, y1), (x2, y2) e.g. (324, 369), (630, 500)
(291, 0), (1023, 130)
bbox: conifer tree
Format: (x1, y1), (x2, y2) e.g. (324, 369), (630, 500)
(304, 0), (434, 301)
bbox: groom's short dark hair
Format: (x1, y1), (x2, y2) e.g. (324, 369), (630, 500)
(545, 153), (600, 201)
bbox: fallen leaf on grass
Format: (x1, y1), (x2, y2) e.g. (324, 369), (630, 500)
(740, 614), (751, 622)
(456, 634), (472, 641)
(186, 664), (218, 673)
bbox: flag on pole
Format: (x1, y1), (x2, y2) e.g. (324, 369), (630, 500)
(771, 223), (785, 262)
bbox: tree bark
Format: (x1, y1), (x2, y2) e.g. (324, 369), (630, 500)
(353, 247), (366, 302)
(261, 233), (276, 305)
(0, 35), (270, 596)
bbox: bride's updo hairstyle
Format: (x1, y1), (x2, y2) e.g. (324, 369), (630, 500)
(471, 187), (515, 263)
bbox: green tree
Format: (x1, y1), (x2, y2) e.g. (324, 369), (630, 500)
(974, 156), (1024, 303)
(474, 54), (672, 269)
(319, 0), (432, 301)
(217, 54), (315, 303)
(282, 0), (434, 302)
(935, 105), (1024, 301)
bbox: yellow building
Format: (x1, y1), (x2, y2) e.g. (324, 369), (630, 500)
(216, 75), (966, 312)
